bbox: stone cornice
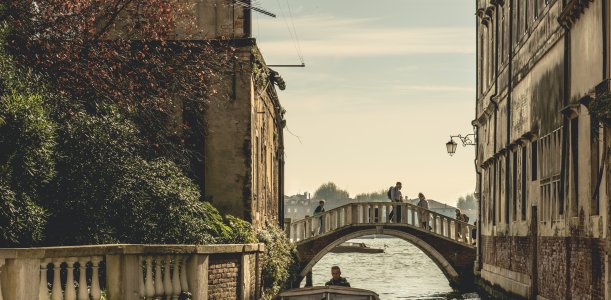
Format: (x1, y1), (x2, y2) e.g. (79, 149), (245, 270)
(560, 103), (582, 119)
(558, 0), (595, 28)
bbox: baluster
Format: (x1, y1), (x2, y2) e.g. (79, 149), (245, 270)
(50, 260), (62, 300)
(77, 258), (89, 300)
(39, 260), (49, 300)
(163, 256), (173, 296)
(362, 204), (368, 223)
(154, 256), (164, 296)
(439, 217), (444, 236)
(90, 257), (102, 300)
(64, 258), (77, 300)
(180, 256), (189, 294)
(0, 259), (4, 300)
(411, 207), (416, 226)
(453, 220), (458, 241)
(334, 210), (338, 229)
(171, 256), (181, 300)
(290, 223), (295, 241)
(304, 218), (311, 239)
(145, 256), (155, 299)
(138, 257), (145, 299)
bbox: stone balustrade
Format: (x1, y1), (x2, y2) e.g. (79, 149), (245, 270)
(289, 202), (476, 246)
(0, 244), (264, 300)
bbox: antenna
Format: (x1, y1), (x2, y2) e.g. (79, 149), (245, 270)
(235, 0), (276, 18)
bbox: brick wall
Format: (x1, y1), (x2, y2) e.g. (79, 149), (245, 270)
(482, 236), (531, 274)
(208, 255), (241, 300)
(482, 235), (605, 299)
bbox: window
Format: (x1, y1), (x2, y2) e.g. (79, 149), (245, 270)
(570, 118), (579, 216)
(521, 145), (527, 220)
(531, 140), (538, 180)
(512, 150), (518, 221)
(539, 129), (563, 221)
(591, 118), (600, 215)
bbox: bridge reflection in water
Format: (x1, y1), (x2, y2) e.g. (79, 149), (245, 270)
(287, 202), (476, 289)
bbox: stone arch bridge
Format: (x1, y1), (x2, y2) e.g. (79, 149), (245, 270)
(287, 202), (476, 289)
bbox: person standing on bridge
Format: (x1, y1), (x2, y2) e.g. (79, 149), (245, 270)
(313, 200), (325, 234)
(325, 266), (351, 287)
(417, 193), (430, 229)
(388, 182), (403, 222)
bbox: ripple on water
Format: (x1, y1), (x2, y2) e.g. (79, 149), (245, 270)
(309, 236), (481, 300)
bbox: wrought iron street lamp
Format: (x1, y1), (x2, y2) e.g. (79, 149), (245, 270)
(446, 134), (476, 156)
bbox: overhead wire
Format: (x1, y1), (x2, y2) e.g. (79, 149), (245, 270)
(284, 0), (305, 64)
(275, 0), (304, 65)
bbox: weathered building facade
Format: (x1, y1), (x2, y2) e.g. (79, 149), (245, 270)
(140, 0), (286, 228)
(475, 0), (610, 298)
(194, 0), (285, 228)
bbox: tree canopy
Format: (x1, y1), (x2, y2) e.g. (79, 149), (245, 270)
(457, 193), (477, 210)
(313, 182), (350, 202)
(355, 189), (387, 201)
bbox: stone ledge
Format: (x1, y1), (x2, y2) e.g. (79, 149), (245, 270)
(0, 243), (264, 259)
(481, 264), (531, 298)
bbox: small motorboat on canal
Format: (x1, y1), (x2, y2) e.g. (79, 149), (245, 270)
(329, 242), (384, 254)
(278, 286), (380, 300)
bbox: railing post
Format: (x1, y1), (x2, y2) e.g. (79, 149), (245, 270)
(432, 215), (437, 233)
(187, 254), (209, 300)
(352, 204), (359, 224)
(440, 217), (445, 236)
(240, 251), (254, 300)
(106, 254), (141, 300)
(304, 218), (311, 240)
(2, 258), (40, 300)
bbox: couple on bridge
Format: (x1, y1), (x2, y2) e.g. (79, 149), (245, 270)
(388, 181), (430, 229)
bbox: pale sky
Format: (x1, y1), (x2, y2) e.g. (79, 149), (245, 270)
(254, 0), (476, 205)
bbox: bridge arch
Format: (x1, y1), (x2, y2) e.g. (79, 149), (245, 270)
(289, 202), (476, 288)
(298, 228), (459, 285)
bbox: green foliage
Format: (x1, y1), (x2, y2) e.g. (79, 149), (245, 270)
(257, 222), (300, 300)
(224, 215), (258, 244)
(355, 189), (387, 201)
(0, 182), (46, 246)
(457, 193), (477, 210)
(0, 35), (54, 246)
(313, 182), (350, 202)
(589, 92), (611, 126)
(44, 111), (231, 245)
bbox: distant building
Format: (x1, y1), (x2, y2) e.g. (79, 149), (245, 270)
(407, 199), (476, 224)
(475, 0), (610, 298)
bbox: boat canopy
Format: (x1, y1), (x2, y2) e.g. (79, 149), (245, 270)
(278, 286), (380, 300)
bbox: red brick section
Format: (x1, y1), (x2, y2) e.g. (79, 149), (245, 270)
(482, 235), (605, 299)
(295, 225), (476, 289)
(208, 254), (240, 300)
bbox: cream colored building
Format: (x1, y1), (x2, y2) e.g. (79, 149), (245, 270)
(475, 0), (610, 298)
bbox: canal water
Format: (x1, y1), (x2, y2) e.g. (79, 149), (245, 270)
(309, 236), (482, 299)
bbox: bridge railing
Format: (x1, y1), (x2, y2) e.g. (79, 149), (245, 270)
(289, 202), (475, 246)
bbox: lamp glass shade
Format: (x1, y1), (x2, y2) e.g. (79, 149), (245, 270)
(446, 139), (457, 156)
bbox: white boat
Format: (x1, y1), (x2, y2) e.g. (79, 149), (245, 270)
(329, 242), (384, 254)
(278, 286), (380, 300)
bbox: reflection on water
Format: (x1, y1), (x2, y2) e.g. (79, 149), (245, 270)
(310, 236), (481, 299)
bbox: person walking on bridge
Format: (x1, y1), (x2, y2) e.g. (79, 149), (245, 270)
(313, 200), (325, 234)
(388, 182), (403, 222)
(417, 193), (430, 229)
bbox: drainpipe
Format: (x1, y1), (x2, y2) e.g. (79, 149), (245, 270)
(489, 1), (501, 229)
(278, 114), (285, 228)
(474, 0), (482, 274)
(505, 0), (514, 227)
